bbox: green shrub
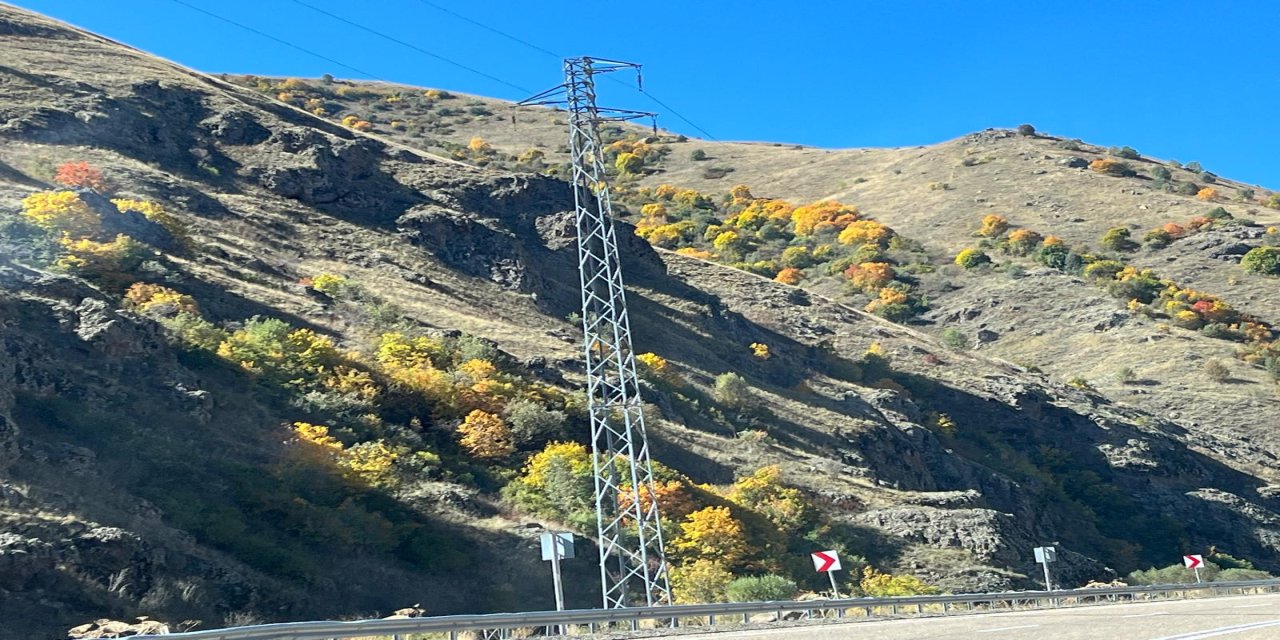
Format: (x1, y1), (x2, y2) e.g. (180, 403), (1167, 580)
(714, 372), (755, 409)
(942, 328), (970, 350)
(503, 399), (566, 445)
(690, 149), (708, 161)
(1016, 123), (1036, 136)
(1204, 207), (1232, 220)
(1186, 161), (1203, 172)
(1217, 568), (1272, 581)
(1177, 181), (1200, 196)
(1111, 146), (1141, 160)
(1240, 188), (1255, 201)
(1200, 172), (1217, 184)
(725, 575), (798, 602)
(1083, 259), (1125, 280)
(1128, 562), (1219, 585)
(1151, 166), (1171, 180)
(1241, 246), (1280, 275)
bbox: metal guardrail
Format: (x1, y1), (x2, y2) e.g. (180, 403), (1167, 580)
(135, 578), (1280, 639)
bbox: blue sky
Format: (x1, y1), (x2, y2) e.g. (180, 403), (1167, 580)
(14, 0), (1279, 187)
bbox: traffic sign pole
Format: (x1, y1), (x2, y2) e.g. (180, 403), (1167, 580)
(1193, 566), (1201, 584)
(827, 570), (841, 599)
(1041, 559), (1053, 591)
(551, 545), (565, 611)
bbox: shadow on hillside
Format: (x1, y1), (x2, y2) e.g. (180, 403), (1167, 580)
(891, 369), (1279, 572)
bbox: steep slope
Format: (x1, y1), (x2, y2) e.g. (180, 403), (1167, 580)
(295, 76), (1280, 486)
(3, 5), (1280, 639)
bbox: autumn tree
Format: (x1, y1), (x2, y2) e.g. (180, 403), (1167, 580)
(774, 267), (804, 285)
(790, 200), (858, 236)
(1101, 227), (1138, 252)
(860, 567), (939, 596)
(457, 409), (514, 459)
(836, 220), (892, 246)
(844, 262), (894, 292)
(21, 191), (99, 236)
(976, 214), (1009, 238)
(1090, 158), (1136, 177)
(670, 559), (732, 604)
(672, 506), (747, 565)
(954, 248), (991, 269)
(1005, 228), (1042, 255)
(1197, 187), (1219, 201)
(54, 161), (109, 192)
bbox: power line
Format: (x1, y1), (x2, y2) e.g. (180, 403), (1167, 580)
(164, 0), (387, 81)
(412, 0), (561, 60)
(286, 0), (531, 94)
(410, 0), (718, 141)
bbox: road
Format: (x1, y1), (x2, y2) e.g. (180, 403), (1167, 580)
(671, 593), (1280, 640)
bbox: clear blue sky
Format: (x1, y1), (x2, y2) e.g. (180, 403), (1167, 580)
(13, 0), (1279, 187)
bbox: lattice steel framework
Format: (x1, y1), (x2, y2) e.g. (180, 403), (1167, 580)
(520, 57), (670, 609)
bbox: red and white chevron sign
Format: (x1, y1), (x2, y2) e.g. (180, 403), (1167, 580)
(811, 550), (841, 572)
(1184, 554), (1204, 569)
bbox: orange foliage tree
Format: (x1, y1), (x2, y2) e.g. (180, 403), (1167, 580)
(54, 161), (109, 192)
(774, 267), (804, 285)
(976, 214), (1009, 237)
(844, 262), (894, 292)
(790, 200), (858, 236)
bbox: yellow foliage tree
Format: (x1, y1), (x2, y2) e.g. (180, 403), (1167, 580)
(724, 465), (813, 533)
(468, 136), (492, 153)
(750, 342), (771, 359)
(21, 191), (99, 236)
(860, 566), (940, 596)
(1197, 187), (1219, 201)
(670, 559), (733, 604)
(637, 352), (682, 385)
(457, 409), (514, 459)
(837, 220), (893, 246)
(123, 282), (199, 315)
(519, 441), (593, 489)
(672, 506), (747, 564)
(111, 198), (185, 239)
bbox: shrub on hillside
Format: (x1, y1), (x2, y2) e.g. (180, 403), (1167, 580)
(1016, 123), (1036, 136)
(1101, 227), (1138, 252)
(1197, 187), (1218, 201)
(954, 248), (991, 269)
(860, 567), (940, 596)
(21, 191), (99, 236)
(725, 575), (798, 602)
(1241, 246), (1280, 275)
(976, 214), (1009, 237)
(713, 372), (755, 409)
(1110, 146), (1141, 160)
(1152, 166), (1172, 180)
(670, 560), (732, 604)
(54, 161), (109, 192)
(690, 149), (708, 161)
(1090, 158), (1136, 177)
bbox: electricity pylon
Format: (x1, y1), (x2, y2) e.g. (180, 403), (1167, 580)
(520, 57), (671, 608)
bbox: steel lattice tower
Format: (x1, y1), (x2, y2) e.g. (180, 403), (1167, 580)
(521, 57), (671, 608)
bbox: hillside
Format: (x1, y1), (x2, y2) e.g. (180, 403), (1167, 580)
(2, 4), (1280, 639)
(249, 72), (1280, 479)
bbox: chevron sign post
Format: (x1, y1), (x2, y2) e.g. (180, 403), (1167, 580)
(811, 550), (842, 597)
(1184, 554), (1204, 583)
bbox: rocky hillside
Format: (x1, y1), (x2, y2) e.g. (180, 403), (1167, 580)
(3, 4), (1280, 639)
